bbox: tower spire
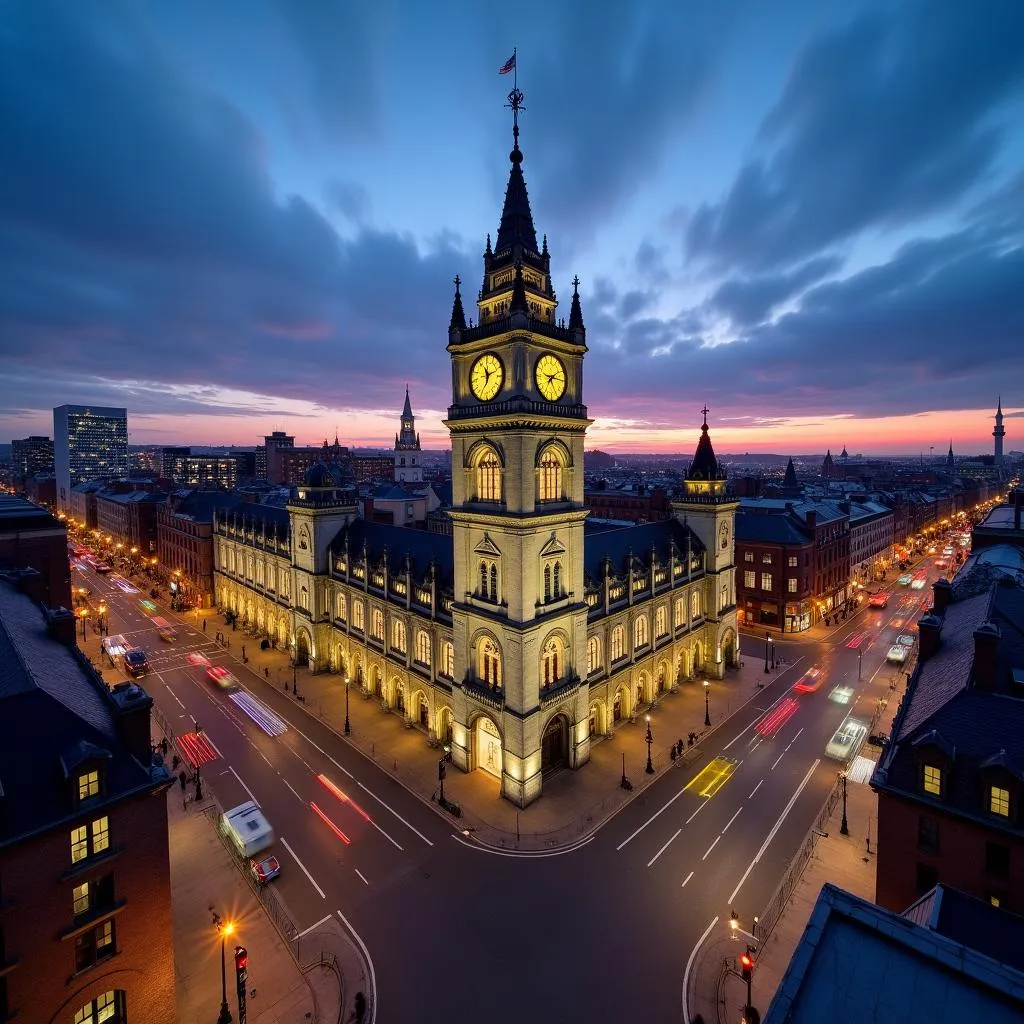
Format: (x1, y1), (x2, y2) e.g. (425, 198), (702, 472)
(495, 71), (538, 255)
(569, 274), (585, 333)
(450, 274), (467, 331)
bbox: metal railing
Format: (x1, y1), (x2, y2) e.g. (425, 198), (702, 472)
(753, 775), (843, 945)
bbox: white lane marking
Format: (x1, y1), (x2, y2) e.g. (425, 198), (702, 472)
(165, 684), (186, 709)
(280, 837), (326, 899)
(355, 780), (434, 847)
(283, 779), (305, 803)
(722, 731), (743, 752)
(257, 749), (273, 768)
(617, 786), (688, 851)
(686, 802), (706, 825)
(448, 833), (594, 858)
(367, 818), (404, 852)
(750, 738), (763, 752)
(336, 909), (377, 1022)
(202, 732), (224, 759)
(354, 868), (369, 886)
(728, 758), (820, 905)
(682, 916), (719, 1024)
(702, 835), (722, 861)
(681, 870), (694, 888)
(748, 780), (763, 799)
(286, 721), (354, 778)
(647, 828), (682, 868)
(722, 808), (742, 833)
(771, 750), (786, 771)
(229, 766), (259, 806)
(792, 727), (804, 742)
(297, 914), (333, 938)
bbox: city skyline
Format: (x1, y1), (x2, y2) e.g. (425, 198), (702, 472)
(1, 2), (1022, 454)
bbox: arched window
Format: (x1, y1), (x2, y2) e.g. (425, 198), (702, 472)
(655, 605), (667, 638)
(541, 637), (562, 687)
(480, 560), (488, 595)
(553, 561), (562, 598)
(352, 600), (364, 631)
(544, 564), (552, 602)
(634, 615), (649, 649)
(537, 445), (564, 502)
(611, 625), (625, 661)
(372, 608), (384, 640)
(474, 446), (502, 502)
(441, 641), (454, 678)
(674, 597), (685, 628)
(299, 585), (309, 610)
(415, 630), (431, 666)
(478, 638), (502, 690)
(335, 592), (347, 621)
(489, 563), (498, 600)
(587, 635), (601, 675)
(391, 619), (406, 653)
(691, 590), (701, 619)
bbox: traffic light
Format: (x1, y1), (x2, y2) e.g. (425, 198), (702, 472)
(438, 758), (446, 781)
(234, 945), (248, 975)
(739, 948), (755, 981)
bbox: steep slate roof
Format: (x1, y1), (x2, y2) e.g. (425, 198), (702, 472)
(0, 580), (157, 844)
(735, 509), (811, 545)
(330, 519), (455, 589)
(582, 519), (703, 581)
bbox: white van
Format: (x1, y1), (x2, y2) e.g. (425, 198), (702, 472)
(221, 801), (274, 858)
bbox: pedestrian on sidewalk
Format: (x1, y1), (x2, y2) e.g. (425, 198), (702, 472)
(202, 619), (207, 633)
(264, 667), (269, 679)
(178, 770), (186, 794)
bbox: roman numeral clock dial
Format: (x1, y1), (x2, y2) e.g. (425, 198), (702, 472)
(470, 353), (504, 401)
(535, 353), (566, 401)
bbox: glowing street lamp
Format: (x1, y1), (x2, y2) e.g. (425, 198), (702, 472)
(703, 679), (711, 727)
(211, 913), (235, 1024)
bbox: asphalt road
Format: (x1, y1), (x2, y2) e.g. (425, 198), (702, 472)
(74, 550), (950, 1023)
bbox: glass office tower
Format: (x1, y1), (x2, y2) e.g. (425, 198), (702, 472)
(53, 405), (129, 509)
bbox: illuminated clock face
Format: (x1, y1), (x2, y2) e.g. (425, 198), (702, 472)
(470, 353), (504, 401)
(535, 354), (566, 401)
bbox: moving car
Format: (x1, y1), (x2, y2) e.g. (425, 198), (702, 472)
(221, 802), (274, 858)
(868, 592), (888, 609)
(897, 574), (913, 586)
(123, 647), (148, 677)
(911, 578), (926, 590)
(152, 616), (177, 642)
(206, 665), (240, 691)
(94, 562), (112, 574)
(187, 651), (211, 668)
(886, 644), (908, 665)
(897, 634), (916, 647)
(934, 559), (947, 570)
(825, 717), (867, 761)
(793, 666), (825, 693)
(251, 855), (281, 885)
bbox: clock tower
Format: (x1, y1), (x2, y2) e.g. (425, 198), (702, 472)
(444, 84), (591, 806)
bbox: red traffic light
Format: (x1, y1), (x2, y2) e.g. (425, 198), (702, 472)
(739, 952), (755, 971)
(234, 946), (248, 970)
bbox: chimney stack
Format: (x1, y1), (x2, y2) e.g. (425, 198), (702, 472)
(46, 606), (78, 647)
(918, 613), (943, 661)
(107, 682), (156, 768)
(805, 509), (817, 529)
(972, 622), (1001, 690)
(932, 579), (954, 614)
(14, 567), (47, 605)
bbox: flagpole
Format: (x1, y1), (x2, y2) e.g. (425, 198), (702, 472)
(513, 46), (517, 92)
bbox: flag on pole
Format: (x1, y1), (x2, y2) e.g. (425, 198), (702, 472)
(498, 53), (516, 75)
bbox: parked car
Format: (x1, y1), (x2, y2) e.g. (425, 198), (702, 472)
(897, 634), (916, 647)
(886, 644), (908, 665)
(868, 733), (890, 748)
(251, 855), (281, 885)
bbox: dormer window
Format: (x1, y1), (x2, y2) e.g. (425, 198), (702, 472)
(923, 764), (942, 796)
(78, 769), (101, 802)
(990, 786), (1010, 817)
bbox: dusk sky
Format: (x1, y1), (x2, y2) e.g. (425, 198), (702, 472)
(1, 1), (1022, 456)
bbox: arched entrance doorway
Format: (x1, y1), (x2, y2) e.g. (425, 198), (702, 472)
(474, 716), (502, 779)
(295, 630), (310, 667)
(541, 715), (569, 775)
(721, 628), (737, 667)
(436, 707), (454, 746)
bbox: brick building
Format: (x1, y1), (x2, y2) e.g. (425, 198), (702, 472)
(69, 481), (104, 531)
(0, 571), (175, 1023)
(872, 550), (1024, 914)
(584, 483), (670, 523)
(95, 490), (166, 555)
(0, 494), (71, 609)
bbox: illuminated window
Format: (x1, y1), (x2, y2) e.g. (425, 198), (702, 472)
(761, 552), (772, 564)
(990, 786), (1010, 817)
(335, 592), (347, 621)
(760, 573), (772, 591)
(478, 638), (502, 689)
(541, 637), (561, 687)
(474, 447), (502, 502)
(537, 446), (564, 502)
(73, 881), (90, 916)
(655, 606), (667, 638)
(744, 570), (756, 588)
(391, 619), (407, 654)
(371, 608), (384, 640)
(744, 551), (754, 562)
(610, 626), (625, 661)
(75, 919), (116, 972)
(415, 631), (431, 666)
(78, 770), (100, 801)
(634, 615), (649, 649)
(787, 578), (798, 593)
(587, 635), (601, 674)
(674, 598), (684, 627)
(923, 764), (942, 795)
(788, 555), (798, 567)
(441, 641), (454, 678)
(691, 591), (701, 618)
(71, 825), (89, 864)
(73, 990), (125, 1024)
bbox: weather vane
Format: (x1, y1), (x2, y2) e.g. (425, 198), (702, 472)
(499, 48), (524, 149)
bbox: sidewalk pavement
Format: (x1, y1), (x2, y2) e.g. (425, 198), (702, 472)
(198, 615), (826, 851)
(690, 679), (905, 1024)
(157, 726), (353, 1024)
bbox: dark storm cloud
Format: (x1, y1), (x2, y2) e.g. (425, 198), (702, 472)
(687, 0), (1024, 271)
(0, 2), (474, 422)
(709, 256), (841, 327)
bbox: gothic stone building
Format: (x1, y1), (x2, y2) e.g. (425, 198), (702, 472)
(212, 106), (739, 807)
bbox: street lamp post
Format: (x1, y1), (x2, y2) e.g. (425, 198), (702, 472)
(858, 647), (863, 681)
(839, 771), (849, 836)
(644, 715), (654, 774)
(211, 913), (234, 1024)
(703, 679), (711, 727)
(79, 608), (88, 641)
(764, 632), (770, 674)
(344, 676), (351, 735)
